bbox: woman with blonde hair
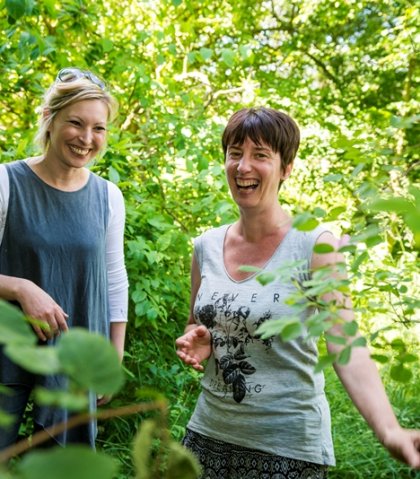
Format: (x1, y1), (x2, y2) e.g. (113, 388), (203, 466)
(0, 68), (128, 449)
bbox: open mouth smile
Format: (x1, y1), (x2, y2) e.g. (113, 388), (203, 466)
(69, 145), (90, 156)
(236, 178), (259, 190)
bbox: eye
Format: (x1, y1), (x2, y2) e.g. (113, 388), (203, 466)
(69, 120), (81, 126)
(94, 126), (107, 132)
(229, 151), (241, 159)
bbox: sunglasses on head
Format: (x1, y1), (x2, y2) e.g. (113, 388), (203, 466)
(56, 68), (106, 90)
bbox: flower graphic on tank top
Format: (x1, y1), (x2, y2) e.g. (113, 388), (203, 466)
(194, 294), (273, 403)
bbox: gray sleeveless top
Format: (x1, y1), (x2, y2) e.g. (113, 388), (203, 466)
(187, 224), (335, 466)
(0, 160), (110, 446)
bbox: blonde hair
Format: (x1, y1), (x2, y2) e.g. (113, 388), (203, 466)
(35, 77), (118, 152)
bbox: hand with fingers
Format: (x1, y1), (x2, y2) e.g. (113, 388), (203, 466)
(16, 279), (69, 341)
(382, 426), (420, 469)
(176, 325), (212, 372)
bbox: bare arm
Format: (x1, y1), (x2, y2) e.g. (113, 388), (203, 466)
(175, 252), (212, 371)
(110, 321), (126, 363)
(96, 320), (127, 407)
(0, 274), (68, 341)
(312, 232), (420, 469)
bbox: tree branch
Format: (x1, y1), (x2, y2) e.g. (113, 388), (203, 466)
(0, 400), (167, 463)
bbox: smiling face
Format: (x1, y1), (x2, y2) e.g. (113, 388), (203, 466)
(225, 137), (293, 211)
(45, 99), (108, 169)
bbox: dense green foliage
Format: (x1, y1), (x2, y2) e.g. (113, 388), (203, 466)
(0, 0), (419, 477)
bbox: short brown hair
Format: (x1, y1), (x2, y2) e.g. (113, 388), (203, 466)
(222, 107), (300, 172)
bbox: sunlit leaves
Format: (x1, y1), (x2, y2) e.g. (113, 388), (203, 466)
(6, 0), (34, 21)
(368, 189), (420, 247)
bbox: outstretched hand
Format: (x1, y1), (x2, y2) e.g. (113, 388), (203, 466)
(382, 426), (420, 469)
(176, 325), (212, 371)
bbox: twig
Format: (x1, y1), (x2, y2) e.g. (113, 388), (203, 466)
(0, 400), (167, 463)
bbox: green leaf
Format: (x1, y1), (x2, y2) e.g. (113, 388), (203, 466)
(351, 336), (367, 348)
(351, 225), (382, 244)
(337, 346), (351, 365)
(293, 213), (319, 231)
(238, 45), (251, 60)
(0, 409), (14, 427)
(390, 338), (406, 352)
(351, 251), (369, 272)
(4, 344), (60, 375)
(221, 48), (235, 67)
(238, 265), (261, 273)
(325, 334), (347, 346)
(314, 353), (336, 372)
(370, 354), (389, 364)
(256, 318), (300, 339)
(390, 115), (419, 129)
(16, 446), (118, 479)
(101, 38), (114, 52)
(34, 387), (89, 411)
(0, 300), (36, 346)
(325, 206), (346, 221)
(255, 319), (284, 339)
(313, 207), (326, 218)
(351, 163), (365, 177)
(369, 197), (413, 214)
(57, 329), (124, 395)
(323, 173), (343, 183)
(338, 244), (356, 253)
(6, 0), (34, 19)
(108, 165), (120, 183)
(313, 243), (335, 254)
(390, 364), (412, 383)
(343, 321), (358, 337)
(280, 322), (303, 341)
(396, 352), (417, 363)
(256, 272), (276, 286)
(199, 47), (213, 61)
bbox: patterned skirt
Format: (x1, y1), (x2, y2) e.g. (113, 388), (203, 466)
(182, 428), (329, 479)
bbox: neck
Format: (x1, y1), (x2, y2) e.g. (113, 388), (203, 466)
(235, 204), (292, 242)
(28, 156), (89, 191)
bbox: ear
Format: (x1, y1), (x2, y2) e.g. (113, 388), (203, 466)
(280, 162), (293, 180)
(42, 108), (51, 120)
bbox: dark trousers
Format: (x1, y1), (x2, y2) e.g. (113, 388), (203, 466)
(0, 383), (34, 450)
(0, 383), (90, 452)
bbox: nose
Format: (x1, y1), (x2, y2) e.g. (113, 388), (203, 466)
(79, 128), (93, 145)
(237, 154), (252, 173)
